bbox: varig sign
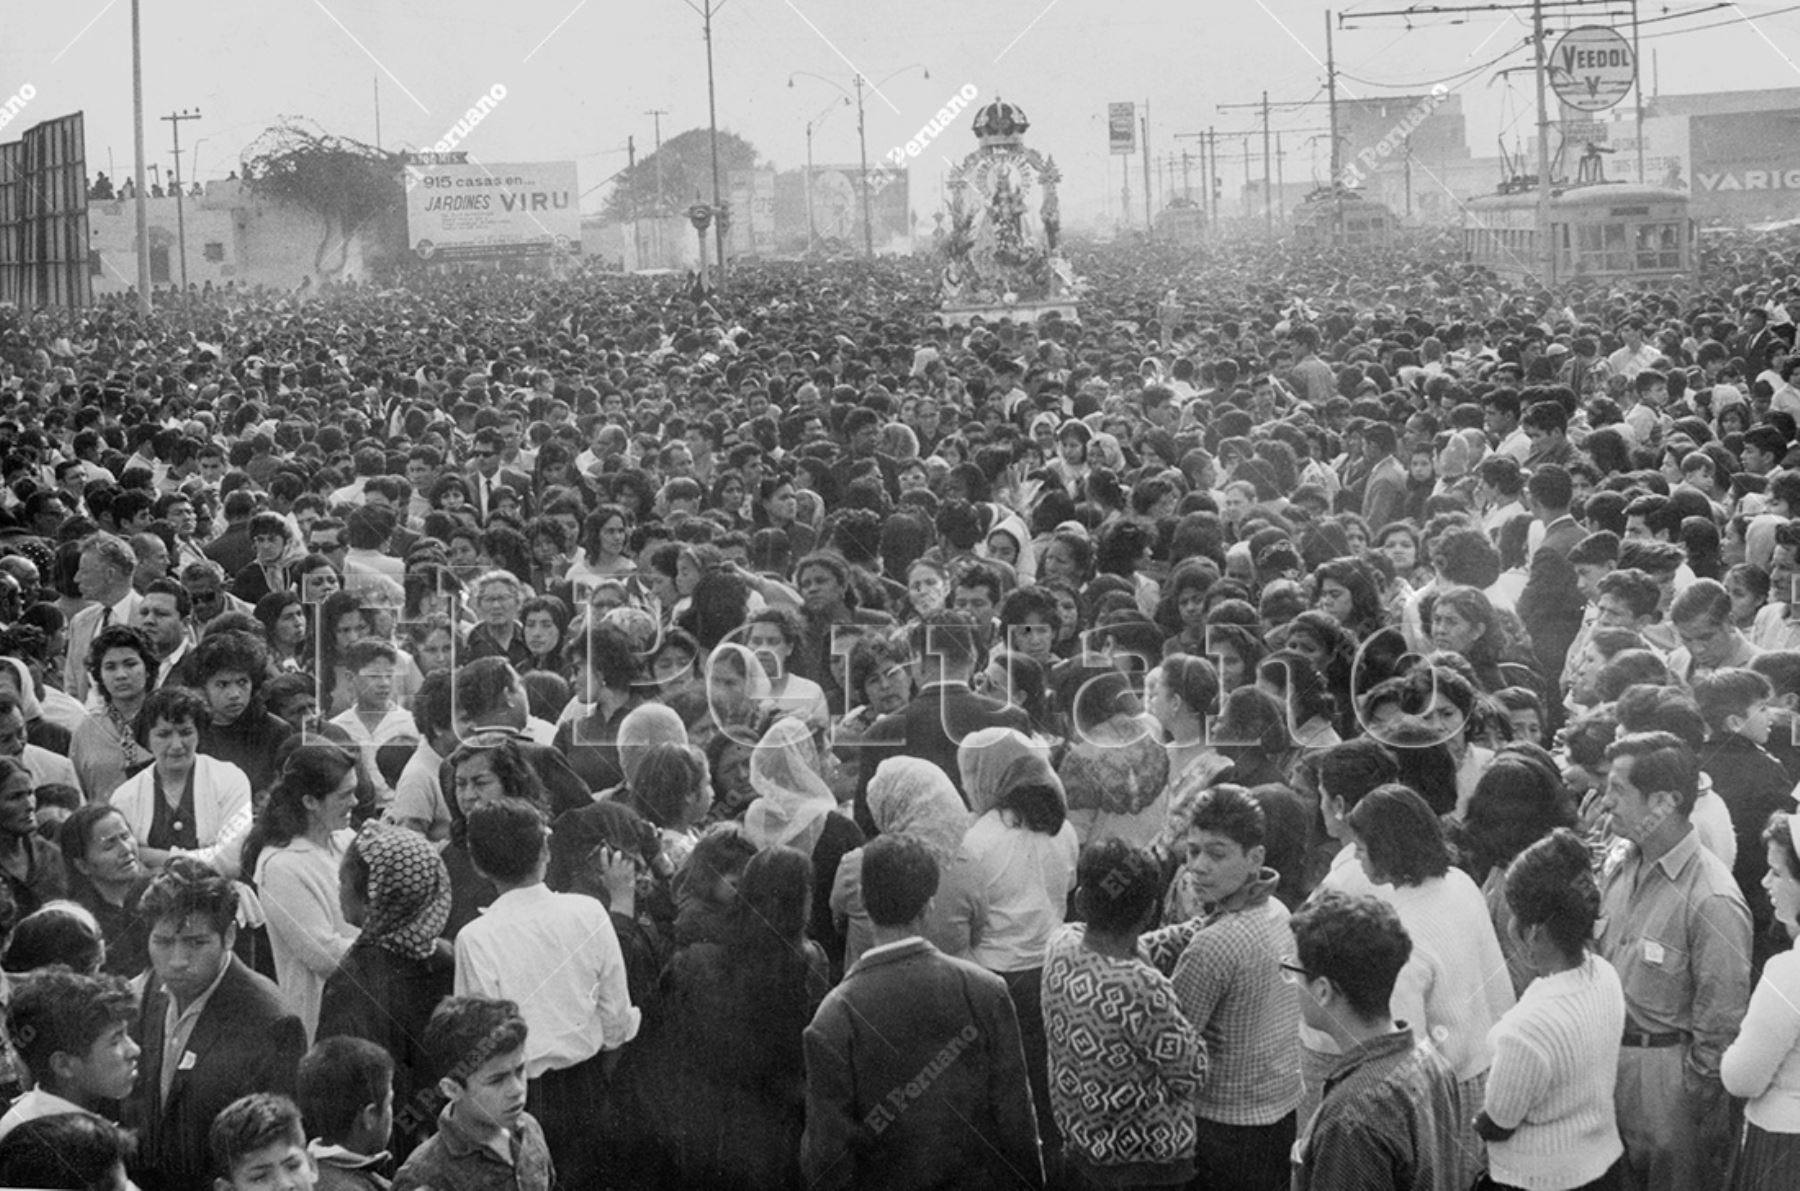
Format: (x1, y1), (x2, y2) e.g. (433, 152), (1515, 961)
(1550, 26), (1636, 113)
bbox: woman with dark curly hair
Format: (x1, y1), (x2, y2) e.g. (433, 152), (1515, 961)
(1463, 744), (1579, 996)
(1310, 556), (1386, 639)
(253, 741), (361, 1041)
(1426, 584), (1514, 693)
(255, 589), (308, 673)
(70, 624), (160, 802)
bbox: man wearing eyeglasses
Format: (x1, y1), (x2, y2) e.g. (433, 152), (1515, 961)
(1288, 892), (1465, 1190)
(465, 427), (527, 525)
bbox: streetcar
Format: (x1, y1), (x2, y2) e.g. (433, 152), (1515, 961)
(1292, 188), (1399, 250)
(1462, 180), (1693, 287)
(1153, 200), (1208, 245)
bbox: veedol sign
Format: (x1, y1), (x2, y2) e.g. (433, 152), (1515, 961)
(1551, 26), (1636, 112)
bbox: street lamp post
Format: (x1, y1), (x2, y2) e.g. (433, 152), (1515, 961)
(790, 65), (927, 260)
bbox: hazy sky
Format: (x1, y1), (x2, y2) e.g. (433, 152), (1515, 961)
(8, 0), (1800, 226)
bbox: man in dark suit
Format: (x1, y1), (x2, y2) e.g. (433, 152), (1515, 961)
(853, 610), (1032, 834)
(1516, 464), (1587, 722)
(466, 427), (531, 526)
(802, 835), (1042, 1191)
(1736, 308), (1785, 379)
(128, 858), (306, 1191)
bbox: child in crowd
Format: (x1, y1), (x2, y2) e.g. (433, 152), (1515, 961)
(1692, 667), (1795, 975)
(393, 996), (551, 1191)
(210, 1093), (318, 1191)
(0, 967), (138, 1139)
(297, 1036), (395, 1190)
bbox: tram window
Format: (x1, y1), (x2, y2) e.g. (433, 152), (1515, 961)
(1603, 222), (1630, 271)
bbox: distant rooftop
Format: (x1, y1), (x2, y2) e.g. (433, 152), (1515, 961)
(1645, 87), (1800, 118)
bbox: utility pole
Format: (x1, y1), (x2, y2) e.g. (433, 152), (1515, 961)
(1219, 91), (1316, 235)
(1262, 92), (1272, 232)
(161, 108), (200, 296)
(681, 0), (728, 290)
(1208, 128), (1218, 228)
(129, 0), (150, 313)
(1533, 0), (1553, 285)
(1141, 101), (1153, 236)
(627, 135), (638, 269)
(645, 108), (667, 271)
(373, 77), (382, 151)
(1180, 149), (1193, 202)
(1327, 10), (1344, 242)
(855, 73), (874, 258)
(1276, 131), (1285, 220)
(1631, 0), (1645, 182)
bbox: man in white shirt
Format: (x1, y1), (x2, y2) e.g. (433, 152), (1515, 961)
(455, 800), (638, 1186)
(64, 532), (144, 704)
(1484, 390), (1531, 463)
(1607, 320), (1663, 382)
(388, 671), (455, 843)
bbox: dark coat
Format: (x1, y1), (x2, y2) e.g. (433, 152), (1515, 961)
(852, 683), (1032, 835)
(318, 940), (455, 1157)
(801, 938), (1042, 1191)
(129, 956), (306, 1191)
(1516, 513), (1587, 699)
(203, 524), (256, 577)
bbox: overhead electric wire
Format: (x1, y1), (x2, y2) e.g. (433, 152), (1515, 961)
(1637, 1), (1800, 34)
(1336, 36), (1530, 88)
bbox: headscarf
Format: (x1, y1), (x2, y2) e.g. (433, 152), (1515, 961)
(867, 757), (969, 868)
(353, 820), (450, 961)
(618, 704), (689, 786)
(985, 510), (1037, 582)
(744, 716), (837, 853)
(957, 727), (1056, 817)
(0, 657), (43, 722)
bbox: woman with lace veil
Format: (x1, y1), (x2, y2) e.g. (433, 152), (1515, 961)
(830, 755), (970, 970)
(742, 716), (863, 976)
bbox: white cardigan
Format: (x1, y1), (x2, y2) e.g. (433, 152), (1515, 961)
(108, 755), (253, 879)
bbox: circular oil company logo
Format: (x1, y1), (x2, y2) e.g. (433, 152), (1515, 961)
(1551, 25), (1635, 113)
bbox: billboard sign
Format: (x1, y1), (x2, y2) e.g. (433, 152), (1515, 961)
(1109, 102), (1136, 155)
(1550, 26), (1635, 113)
(404, 159), (579, 260)
(1689, 109), (1800, 222)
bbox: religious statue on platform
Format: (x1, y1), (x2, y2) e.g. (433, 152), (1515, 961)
(940, 96), (1079, 311)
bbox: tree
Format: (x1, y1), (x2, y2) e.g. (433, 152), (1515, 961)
(240, 121), (407, 276)
(601, 127), (760, 223)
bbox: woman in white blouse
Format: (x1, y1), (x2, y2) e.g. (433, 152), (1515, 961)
(1476, 828), (1625, 1190)
(947, 726), (1080, 1161)
(108, 688), (253, 879)
(252, 742), (361, 1043)
(1345, 782), (1517, 1190)
(1722, 810), (1800, 1189)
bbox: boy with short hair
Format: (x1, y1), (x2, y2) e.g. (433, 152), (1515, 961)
(297, 1036), (395, 1191)
(1692, 666), (1793, 974)
(1143, 785), (1301, 1191)
(0, 967), (138, 1139)
(1748, 649), (1800, 780)
(211, 1092), (317, 1191)
(392, 996), (552, 1191)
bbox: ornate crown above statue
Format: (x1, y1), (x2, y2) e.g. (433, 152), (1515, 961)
(940, 96), (1080, 315)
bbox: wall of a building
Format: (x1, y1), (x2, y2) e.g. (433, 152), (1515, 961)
(88, 179), (380, 295)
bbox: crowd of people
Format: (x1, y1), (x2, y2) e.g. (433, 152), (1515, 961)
(0, 224), (1796, 1191)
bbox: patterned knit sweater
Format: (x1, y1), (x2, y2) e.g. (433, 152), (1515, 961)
(1042, 925), (1207, 1171)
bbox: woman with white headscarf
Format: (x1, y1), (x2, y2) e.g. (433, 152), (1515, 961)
(831, 756), (969, 970)
(743, 716), (863, 975)
(945, 725), (1080, 1161)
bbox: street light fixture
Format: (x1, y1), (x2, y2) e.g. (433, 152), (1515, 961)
(789, 65), (928, 259)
